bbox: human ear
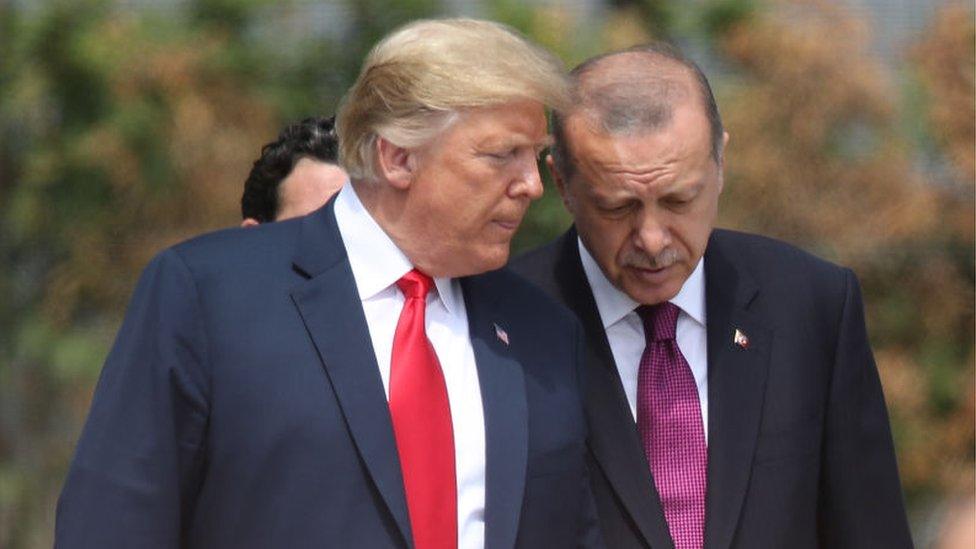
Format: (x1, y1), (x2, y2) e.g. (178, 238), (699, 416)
(375, 136), (415, 190)
(717, 131), (730, 192)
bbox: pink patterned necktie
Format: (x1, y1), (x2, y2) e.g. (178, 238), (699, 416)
(636, 302), (707, 549)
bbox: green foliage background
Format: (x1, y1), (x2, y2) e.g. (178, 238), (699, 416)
(1, 0), (972, 546)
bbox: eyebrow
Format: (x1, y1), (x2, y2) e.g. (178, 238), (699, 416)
(663, 178), (706, 198)
(481, 135), (554, 150)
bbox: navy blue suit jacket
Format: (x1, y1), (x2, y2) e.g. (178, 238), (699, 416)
(56, 201), (601, 548)
(511, 228), (912, 548)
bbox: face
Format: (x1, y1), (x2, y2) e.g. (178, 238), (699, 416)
(276, 157), (348, 220)
(393, 99), (549, 277)
(555, 102), (726, 305)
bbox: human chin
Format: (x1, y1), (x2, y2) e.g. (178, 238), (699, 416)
(450, 242), (509, 277)
(480, 242), (511, 271)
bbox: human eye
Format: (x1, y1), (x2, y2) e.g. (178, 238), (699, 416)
(662, 189), (699, 209)
(597, 201), (634, 217)
(482, 147), (517, 161)
(662, 196), (691, 208)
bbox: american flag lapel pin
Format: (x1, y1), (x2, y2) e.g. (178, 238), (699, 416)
(733, 328), (750, 349)
(493, 323), (510, 346)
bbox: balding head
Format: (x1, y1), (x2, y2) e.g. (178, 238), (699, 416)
(547, 42), (729, 305)
(552, 43), (724, 180)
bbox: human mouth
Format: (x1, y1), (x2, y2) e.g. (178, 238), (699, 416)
(492, 210), (526, 232)
(628, 264), (672, 282)
(621, 248), (679, 283)
(493, 220), (519, 231)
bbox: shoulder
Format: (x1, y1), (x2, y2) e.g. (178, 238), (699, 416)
(465, 265), (580, 333)
(710, 228), (850, 282)
(709, 228), (855, 322)
(174, 218), (302, 266)
(155, 218), (305, 283)
(122, 219), (310, 312)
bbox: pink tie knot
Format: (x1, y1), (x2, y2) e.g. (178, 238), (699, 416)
(637, 302), (679, 341)
(397, 269), (434, 300)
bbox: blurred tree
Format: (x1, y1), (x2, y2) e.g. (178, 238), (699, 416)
(0, 0), (286, 545)
(710, 0), (974, 508)
(897, 0), (975, 505)
(0, 0), (465, 546)
(0, 0), (972, 546)
(911, 3), (975, 188)
(607, 0), (676, 40)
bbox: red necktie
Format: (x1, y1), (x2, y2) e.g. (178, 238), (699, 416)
(389, 269), (457, 549)
(636, 303), (707, 549)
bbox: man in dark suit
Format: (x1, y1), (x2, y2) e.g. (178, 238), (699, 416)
(56, 19), (600, 548)
(512, 43), (912, 548)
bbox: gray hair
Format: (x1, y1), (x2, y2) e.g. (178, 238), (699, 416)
(551, 41), (725, 180)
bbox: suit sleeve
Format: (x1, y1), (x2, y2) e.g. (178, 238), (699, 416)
(818, 269), (912, 547)
(55, 248), (211, 548)
(573, 319), (607, 549)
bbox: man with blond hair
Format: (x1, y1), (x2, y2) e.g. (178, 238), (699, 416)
(56, 19), (601, 548)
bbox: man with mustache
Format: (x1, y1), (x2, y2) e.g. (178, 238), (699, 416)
(57, 19), (600, 548)
(512, 43), (911, 548)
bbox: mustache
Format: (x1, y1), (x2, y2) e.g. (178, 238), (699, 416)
(621, 248), (679, 270)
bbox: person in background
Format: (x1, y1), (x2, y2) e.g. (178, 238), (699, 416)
(56, 18), (602, 548)
(241, 116), (347, 226)
(512, 42), (912, 548)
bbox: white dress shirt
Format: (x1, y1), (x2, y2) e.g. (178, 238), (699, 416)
(334, 184), (486, 547)
(578, 239), (710, 441)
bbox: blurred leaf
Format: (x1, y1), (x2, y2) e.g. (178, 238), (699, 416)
(701, 0), (756, 38)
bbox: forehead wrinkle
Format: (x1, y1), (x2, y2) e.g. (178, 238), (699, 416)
(581, 153), (675, 194)
(567, 104), (705, 185)
(586, 137), (709, 197)
(613, 163), (680, 191)
(592, 132), (682, 171)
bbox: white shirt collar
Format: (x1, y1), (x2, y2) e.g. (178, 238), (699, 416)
(333, 183), (462, 315)
(577, 236), (706, 328)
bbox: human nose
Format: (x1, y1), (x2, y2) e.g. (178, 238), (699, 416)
(508, 153), (544, 200)
(633, 209), (671, 254)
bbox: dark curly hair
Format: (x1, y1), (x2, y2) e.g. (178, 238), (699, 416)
(241, 116), (340, 222)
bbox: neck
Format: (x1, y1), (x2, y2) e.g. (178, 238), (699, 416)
(351, 179), (447, 277)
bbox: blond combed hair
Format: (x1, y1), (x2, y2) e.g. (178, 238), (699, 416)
(336, 18), (570, 182)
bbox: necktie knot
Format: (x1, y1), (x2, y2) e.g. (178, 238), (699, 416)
(637, 302), (679, 342)
(397, 269), (434, 300)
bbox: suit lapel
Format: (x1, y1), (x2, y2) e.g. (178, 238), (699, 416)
(702, 231), (771, 549)
(289, 203), (414, 548)
(461, 276), (528, 549)
(554, 230), (674, 549)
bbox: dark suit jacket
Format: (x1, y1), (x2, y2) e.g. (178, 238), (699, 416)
(56, 200), (601, 548)
(511, 227), (912, 548)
